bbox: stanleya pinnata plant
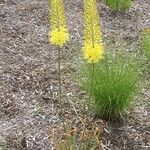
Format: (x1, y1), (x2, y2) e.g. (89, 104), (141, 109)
(82, 0), (104, 110)
(49, 0), (69, 105)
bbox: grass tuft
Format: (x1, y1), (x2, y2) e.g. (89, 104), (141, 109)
(104, 0), (132, 11)
(141, 28), (150, 59)
(80, 52), (140, 119)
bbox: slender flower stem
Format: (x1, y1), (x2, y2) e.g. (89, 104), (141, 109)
(58, 47), (65, 123)
(88, 63), (95, 111)
(58, 47), (62, 104)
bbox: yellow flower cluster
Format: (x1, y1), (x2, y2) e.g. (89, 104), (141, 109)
(49, 27), (69, 47)
(83, 0), (104, 63)
(83, 43), (104, 63)
(49, 0), (69, 47)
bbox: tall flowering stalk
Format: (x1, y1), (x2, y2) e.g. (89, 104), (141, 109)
(83, 0), (104, 110)
(49, 0), (69, 104)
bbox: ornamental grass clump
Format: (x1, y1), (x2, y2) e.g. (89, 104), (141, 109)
(104, 0), (132, 11)
(80, 53), (139, 119)
(142, 28), (150, 59)
(82, 0), (104, 110)
(49, 0), (69, 104)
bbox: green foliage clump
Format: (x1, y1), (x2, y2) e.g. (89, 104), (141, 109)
(142, 29), (150, 59)
(104, 0), (132, 11)
(80, 53), (140, 119)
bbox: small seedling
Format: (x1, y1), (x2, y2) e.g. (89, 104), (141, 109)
(33, 106), (44, 117)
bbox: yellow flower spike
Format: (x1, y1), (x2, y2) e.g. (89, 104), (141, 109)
(83, 43), (104, 63)
(83, 0), (102, 44)
(83, 0), (104, 63)
(49, 27), (69, 47)
(49, 0), (69, 47)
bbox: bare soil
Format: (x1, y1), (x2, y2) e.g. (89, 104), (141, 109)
(0, 0), (150, 150)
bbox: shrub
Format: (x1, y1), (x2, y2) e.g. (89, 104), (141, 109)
(80, 53), (140, 119)
(104, 0), (132, 11)
(141, 28), (150, 59)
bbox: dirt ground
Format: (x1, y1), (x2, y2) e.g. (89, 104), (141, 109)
(0, 0), (150, 149)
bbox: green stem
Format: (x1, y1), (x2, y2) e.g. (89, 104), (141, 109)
(58, 48), (61, 103)
(88, 63), (95, 111)
(58, 47), (66, 124)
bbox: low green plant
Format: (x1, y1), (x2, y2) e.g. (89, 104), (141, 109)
(33, 106), (44, 117)
(141, 29), (150, 59)
(80, 53), (140, 119)
(104, 0), (132, 11)
(139, 28), (150, 88)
